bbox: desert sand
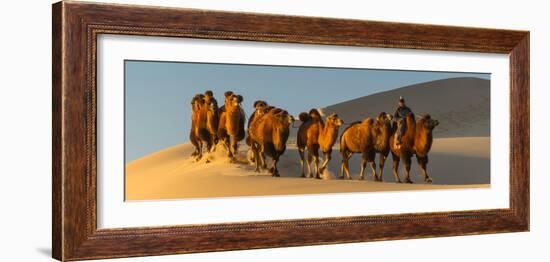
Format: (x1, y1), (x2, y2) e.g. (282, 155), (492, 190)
(126, 77), (490, 200)
(126, 137), (489, 200)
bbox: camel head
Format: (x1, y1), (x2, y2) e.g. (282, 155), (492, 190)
(253, 100), (268, 110)
(419, 114), (439, 131)
(224, 91), (243, 109)
(252, 104), (270, 121)
(224, 91), (234, 98)
(206, 98), (218, 112)
(204, 90), (214, 99)
(191, 94), (205, 112)
(326, 113), (344, 127)
(275, 110), (295, 126)
(203, 90), (217, 109)
(253, 101), (269, 119)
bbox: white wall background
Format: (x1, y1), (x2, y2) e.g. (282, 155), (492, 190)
(0, 0), (545, 261)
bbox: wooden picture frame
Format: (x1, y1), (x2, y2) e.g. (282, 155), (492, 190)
(52, 1), (529, 261)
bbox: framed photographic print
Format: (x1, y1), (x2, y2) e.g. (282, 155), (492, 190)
(52, 1), (529, 261)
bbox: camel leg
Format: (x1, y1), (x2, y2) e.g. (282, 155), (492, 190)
(319, 151), (331, 174)
(308, 146), (320, 179)
(209, 135), (217, 153)
(339, 150), (352, 180)
(222, 137), (232, 158)
(391, 153), (402, 183)
(403, 155), (413, 184)
(195, 140), (203, 162)
(230, 136), (238, 162)
(259, 146), (268, 172)
(306, 151), (313, 178)
(313, 150), (321, 179)
(369, 161), (377, 181)
(417, 156), (433, 184)
(368, 151), (376, 181)
(344, 152), (353, 180)
(314, 155), (321, 179)
(254, 149), (261, 172)
(250, 143), (256, 164)
(255, 143), (267, 171)
(222, 139), (229, 154)
(359, 153), (367, 180)
(271, 156), (280, 177)
(339, 152), (346, 179)
(377, 154), (387, 182)
(260, 151), (267, 170)
(191, 144), (199, 157)
(204, 139), (213, 164)
(344, 158), (352, 180)
(191, 138), (199, 157)
(190, 131), (199, 157)
(298, 147), (306, 177)
(253, 145), (261, 173)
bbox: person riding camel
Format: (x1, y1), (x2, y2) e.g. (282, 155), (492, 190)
(393, 96), (414, 146)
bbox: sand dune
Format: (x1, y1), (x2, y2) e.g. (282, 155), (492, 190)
(126, 137), (489, 200)
(321, 77), (490, 138)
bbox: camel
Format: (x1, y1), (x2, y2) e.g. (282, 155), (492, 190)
(297, 109), (344, 179)
(248, 107), (295, 176)
(189, 93), (218, 161)
(189, 94), (203, 158)
(339, 112), (393, 180)
(245, 100), (269, 166)
(217, 91), (246, 160)
(248, 100), (268, 128)
(389, 113), (439, 183)
(203, 90), (219, 150)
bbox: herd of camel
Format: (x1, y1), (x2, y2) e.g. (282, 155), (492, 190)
(190, 90), (439, 184)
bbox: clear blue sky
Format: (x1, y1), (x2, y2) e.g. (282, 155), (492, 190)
(125, 60), (489, 162)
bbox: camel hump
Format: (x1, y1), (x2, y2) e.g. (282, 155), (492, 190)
(270, 108), (284, 115)
(298, 112), (310, 122)
(264, 106), (275, 113)
(236, 95), (243, 103)
(362, 118), (374, 125)
(341, 121), (361, 135)
(308, 109), (322, 119)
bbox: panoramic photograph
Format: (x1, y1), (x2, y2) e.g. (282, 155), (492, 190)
(124, 60), (490, 200)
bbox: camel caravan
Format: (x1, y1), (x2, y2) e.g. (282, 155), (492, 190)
(190, 91), (439, 183)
